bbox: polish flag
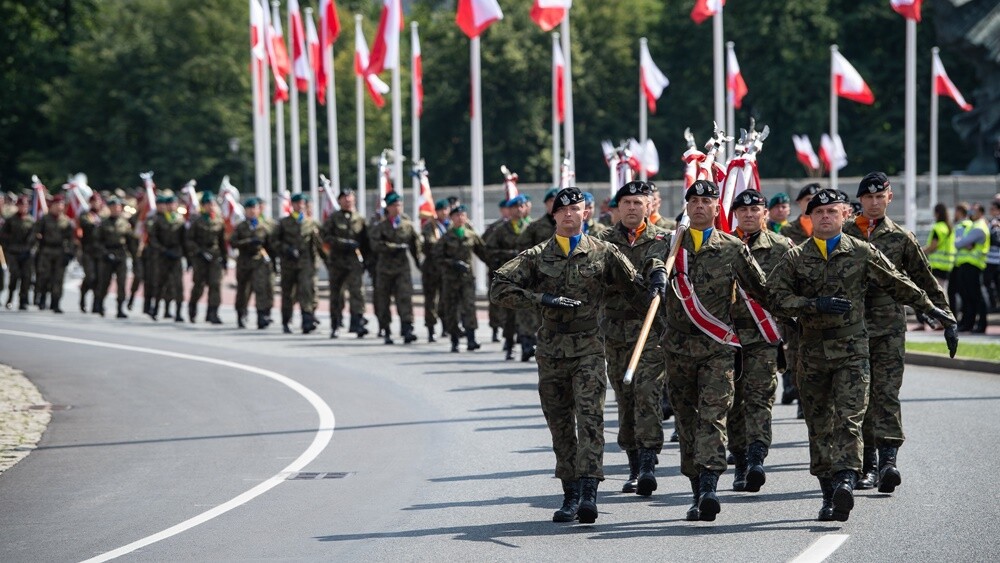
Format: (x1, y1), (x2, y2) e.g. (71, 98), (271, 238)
(413, 25), (423, 117)
(890, 0), (921, 22)
(30, 175), (48, 221)
(316, 0), (341, 102)
(416, 167), (435, 220)
(819, 133), (848, 172)
(249, 0), (266, 62)
(306, 9), (322, 98)
(833, 51), (875, 105)
(456, 0), (504, 39)
(355, 24), (390, 108)
(792, 134), (821, 171)
(727, 48), (748, 110)
(531, 0), (571, 32)
(262, 1), (290, 102)
(640, 42), (669, 113)
(289, 0), (310, 92)
(933, 51), (973, 111)
(691, 0), (725, 24)
(553, 41), (565, 123)
(219, 177), (246, 233)
(368, 0), (403, 76)
(179, 180), (199, 226)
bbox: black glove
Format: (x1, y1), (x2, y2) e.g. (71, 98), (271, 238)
(926, 306), (956, 328)
(200, 251), (213, 262)
(648, 268), (667, 298)
(815, 296), (852, 314)
(162, 249), (180, 260)
(451, 260), (471, 273)
(540, 293), (582, 309)
(944, 325), (959, 358)
(17, 250), (31, 262)
(915, 311), (939, 330)
(286, 246), (300, 260)
(341, 239), (360, 250)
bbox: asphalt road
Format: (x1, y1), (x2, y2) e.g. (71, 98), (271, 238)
(1, 294), (999, 562)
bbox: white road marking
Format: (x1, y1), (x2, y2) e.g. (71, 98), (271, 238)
(0, 329), (335, 563)
(789, 534), (850, 563)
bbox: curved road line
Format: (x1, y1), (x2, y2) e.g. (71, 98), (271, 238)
(0, 329), (336, 563)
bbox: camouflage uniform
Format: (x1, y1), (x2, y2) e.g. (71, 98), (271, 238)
(148, 212), (186, 316)
(322, 209), (369, 332)
(33, 213), (76, 310)
(368, 215), (422, 334)
(231, 217), (274, 326)
(0, 212), (35, 308)
(274, 213), (326, 329)
(485, 218), (525, 351)
(583, 218), (609, 238)
(515, 214), (556, 353)
(127, 213), (144, 309)
(482, 217), (506, 336)
(419, 218), (448, 334)
(78, 211), (102, 311)
(187, 212), (227, 322)
(779, 214), (812, 405)
(432, 226), (489, 339)
(94, 213), (135, 312)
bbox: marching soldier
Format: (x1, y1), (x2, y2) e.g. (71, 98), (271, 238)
(432, 205), (490, 352)
(78, 194), (104, 314)
(33, 195), (76, 313)
(419, 199), (450, 342)
(274, 193), (325, 334)
(94, 196), (135, 319)
(594, 181), (669, 497)
(187, 191), (226, 324)
(514, 188), (559, 361)
(767, 188), (957, 522)
(322, 189), (370, 339)
(726, 190), (792, 493)
(0, 195), (35, 310)
(484, 200), (512, 342)
(766, 192), (791, 233)
(582, 192), (609, 237)
(148, 194), (186, 322)
(485, 195), (530, 359)
(369, 192), (422, 344)
(844, 172), (956, 492)
(647, 183), (676, 230)
(231, 198), (275, 329)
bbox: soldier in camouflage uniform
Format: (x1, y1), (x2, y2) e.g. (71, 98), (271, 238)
(647, 183), (677, 230)
(33, 196), (76, 313)
(419, 199), (450, 342)
(491, 187), (647, 525)
(275, 193), (326, 334)
(582, 192), (609, 237)
(514, 188), (559, 361)
(432, 205), (490, 352)
(78, 195), (104, 314)
(767, 188), (956, 522)
(485, 195), (530, 359)
(94, 197), (135, 319)
(595, 181), (669, 497)
(484, 200), (511, 343)
(322, 190), (370, 339)
(148, 194), (186, 322)
(369, 192), (422, 344)
(844, 172), (956, 493)
(231, 198), (275, 329)
(725, 190), (793, 493)
(187, 192), (227, 325)
(0, 196), (35, 310)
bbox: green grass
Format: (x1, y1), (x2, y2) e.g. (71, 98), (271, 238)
(907, 341), (1000, 362)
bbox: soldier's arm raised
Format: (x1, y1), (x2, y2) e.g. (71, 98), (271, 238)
(867, 246), (935, 314)
(901, 232), (950, 312)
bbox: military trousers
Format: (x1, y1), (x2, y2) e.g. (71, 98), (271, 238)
(606, 336), (665, 452)
(515, 307), (541, 338)
(727, 343), (778, 455)
(5, 252), (32, 304)
(190, 258), (222, 307)
(155, 255), (183, 303)
(129, 252), (145, 297)
(80, 252), (99, 298)
(97, 253), (128, 304)
(328, 257), (365, 323)
(36, 249), (67, 304)
(536, 353), (607, 481)
(440, 273), (477, 334)
(374, 270), (414, 327)
(235, 259), (273, 313)
(280, 263), (317, 318)
(420, 266), (442, 329)
(863, 331), (906, 449)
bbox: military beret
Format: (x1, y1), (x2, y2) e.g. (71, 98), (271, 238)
(608, 197), (619, 209)
(155, 195), (168, 204)
(851, 201), (863, 216)
(383, 192), (401, 205)
(435, 198), (450, 211)
(731, 190), (767, 210)
(450, 204), (468, 215)
(684, 180), (720, 201)
(497, 199), (507, 208)
(160, 189), (175, 198)
(200, 190), (215, 204)
(291, 193), (310, 203)
(583, 192), (595, 205)
(796, 183), (821, 201)
(106, 196), (123, 206)
(805, 188), (849, 215)
(551, 187), (585, 213)
(857, 171), (891, 198)
(338, 189), (355, 198)
(768, 192), (790, 209)
(543, 188), (560, 202)
(507, 194), (529, 207)
(243, 197), (259, 207)
(615, 181), (651, 203)
(647, 182), (659, 193)
(50, 194), (65, 204)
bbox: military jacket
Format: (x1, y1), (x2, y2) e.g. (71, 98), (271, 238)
(274, 214), (326, 268)
(780, 216), (811, 245)
(767, 233), (935, 359)
(148, 213), (185, 258)
(584, 219), (609, 237)
(596, 220), (669, 343)
(485, 219), (525, 272)
(730, 229), (793, 348)
(517, 214), (556, 250)
(231, 218), (273, 264)
(420, 219), (449, 275)
(491, 234), (641, 359)
(369, 215), (422, 275)
(322, 210), (368, 264)
(95, 215), (135, 257)
(0, 213), (35, 253)
(34, 214), (76, 254)
(188, 214), (226, 260)
(432, 227), (489, 282)
(844, 216), (952, 337)
(78, 212), (103, 254)
(652, 215), (677, 231)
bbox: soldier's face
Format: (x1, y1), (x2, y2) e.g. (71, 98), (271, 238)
(386, 201), (402, 218)
(50, 202), (64, 214)
(436, 209), (449, 221)
(686, 196), (719, 230)
(452, 211), (468, 227)
(554, 202), (585, 236)
(584, 205), (594, 221)
(735, 205), (765, 233)
(859, 189), (892, 219)
(500, 207), (511, 220)
(811, 204), (845, 238)
(245, 206), (259, 219)
(109, 203), (123, 216)
(292, 200), (306, 213)
(769, 203), (790, 222)
(545, 199), (555, 215)
(16, 201), (28, 213)
(339, 194), (356, 211)
(618, 195), (647, 229)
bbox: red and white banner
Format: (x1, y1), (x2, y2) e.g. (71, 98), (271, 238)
(727, 47), (748, 110)
(833, 51), (875, 105)
(249, 0), (267, 114)
(502, 166), (519, 201)
(368, 0), (402, 76)
(416, 167), (435, 220)
(180, 180), (199, 227)
(792, 134), (821, 172)
(933, 51), (973, 111)
(531, 0), (571, 32)
(305, 9), (322, 96)
(691, 0), (725, 25)
(289, 0), (309, 93)
(456, 0), (504, 39)
(413, 25), (423, 117)
(628, 138), (659, 178)
(315, 0), (341, 102)
(354, 23), (390, 108)
(890, 0), (921, 22)
(738, 286), (782, 344)
(553, 41), (565, 123)
(640, 42), (669, 113)
(219, 176), (246, 232)
(30, 175), (48, 221)
(262, 1), (290, 102)
(819, 133), (848, 172)
(673, 246), (741, 347)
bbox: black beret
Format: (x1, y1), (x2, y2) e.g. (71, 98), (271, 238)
(551, 187), (585, 213)
(796, 183), (821, 201)
(684, 180), (720, 201)
(805, 189), (849, 215)
(449, 204), (468, 215)
(731, 190), (767, 210)
(614, 181), (651, 203)
(857, 171), (891, 198)
(338, 189), (355, 199)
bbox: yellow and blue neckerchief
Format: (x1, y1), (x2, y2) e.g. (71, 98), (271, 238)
(391, 215), (402, 229)
(511, 217), (527, 235)
(813, 234), (842, 260)
(437, 219), (449, 236)
(555, 234), (582, 256)
(690, 227), (713, 252)
(292, 211), (304, 223)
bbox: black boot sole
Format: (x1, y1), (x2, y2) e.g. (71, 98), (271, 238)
(832, 486), (854, 522)
(744, 467), (765, 492)
(552, 511), (578, 523)
(577, 502), (597, 524)
(698, 493), (720, 521)
(621, 479), (638, 494)
(636, 474), (657, 497)
(877, 468), (901, 493)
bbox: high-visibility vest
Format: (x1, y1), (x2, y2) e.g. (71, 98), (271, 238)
(955, 218), (989, 270)
(925, 221), (956, 273)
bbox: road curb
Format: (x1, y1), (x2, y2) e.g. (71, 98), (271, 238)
(905, 351), (1000, 374)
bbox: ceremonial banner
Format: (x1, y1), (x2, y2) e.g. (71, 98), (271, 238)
(832, 51), (875, 105)
(933, 51), (973, 111)
(531, 0), (571, 32)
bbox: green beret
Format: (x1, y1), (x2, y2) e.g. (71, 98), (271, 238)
(106, 196), (123, 206)
(200, 191), (215, 204)
(544, 188), (560, 202)
(243, 197), (259, 207)
(768, 192), (790, 209)
(384, 192), (401, 205)
(291, 193), (309, 203)
(435, 198), (450, 211)
(450, 204), (468, 215)
(155, 195), (168, 205)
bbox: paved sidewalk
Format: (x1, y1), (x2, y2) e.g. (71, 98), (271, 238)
(0, 365), (51, 475)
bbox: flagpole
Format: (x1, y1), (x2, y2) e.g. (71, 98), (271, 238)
(713, 8), (725, 140)
(830, 44), (839, 190)
(471, 35), (485, 294)
(252, 54), (266, 205)
(289, 4), (302, 195)
(327, 40), (340, 217)
(272, 2), (287, 209)
(930, 46), (940, 210)
(305, 7), (319, 214)
(355, 14), (366, 218)
(411, 22), (421, 222)
(904, 18), (917, 232)
(552, 31), (561, 186)
(725, 40), (736, 158)
(639, 37), (648, 182)
(392, 22), (404, 213)
(560, 15), (575, 174)
(263, 49), (273, 218)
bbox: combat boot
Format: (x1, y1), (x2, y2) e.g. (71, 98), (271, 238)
(877, 446), (901, 493)
(450, 333), (460, 353)
(636, 448), (658, 496)
(143, 296), (153, 318)
(465, 328), (480, 351)
(174, 301), (184, 322)
(731, 452), (748, 492)
(208, 306), (223, 325)
(503, 336), (514, 360)
(403, 323), (418, 344)
(491, 326), (500, 343)
(670, 428), (679, 443)
(330, 325), (339, 339)
(745, 441), (768, 492)
(661, 394), (673, 421)
(781, 371), (798, 405)
(282, 312), (292, 334)
(384, 328), (395, 345)
(552, 479), (580, 523)
(831, 470), (856, 522)
(302, 313), (319, 334)
(427, 326), (436, 343)
(116, 300), (128, 319)
(354, 314), (369, 338)
(237, 309), (247, 328)
(79, 293), (87, 313)
(697, 470), (721, 522)
(127, 293), (136, 311)
(255, 311), (268, 330)
(189, 303), (198, 323)
(520, 336), (536, 362)
(622, 450), (640, 493)
(163, 300), (173, 319)
(94, 301), (105, 317)
(686, 477), (701, 521)
(51, 298), (63, 314)
(38, 293), (47, 310)
(856, 446), (879, 490)
(577, 477), (599, 524)
(818, 477), (835, 521)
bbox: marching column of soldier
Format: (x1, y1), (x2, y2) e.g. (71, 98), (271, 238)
(0, 171), (970, 526)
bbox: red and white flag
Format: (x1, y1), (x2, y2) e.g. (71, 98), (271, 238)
(833, 51), (875, 105)
(289, 0), (310, 92)
(792, 134), (821, 171)
(219, 176), (245, 232)
(413, 25), (423, 117)
(890, 0), (921, 22)
(314, 0), (341, 103)
(531, 0), (571, 32)
(456, 0), (504, 39)
(819, 133), (848, 172)
(933, 51), (973, 111)
(640, 42), (669, 113)
(179, 180), (199, 226)
(306, 9), (322, 95)
(727, 47), (748, 110)
(250, 0), (266, 62)
(355, 24), (390, 108)
(691, 0), (725, 24)
(416, 167), (435, 220)
(368, 0), (402, 76)
(30, 175), (48, 221)
(262, 1), (290, 102)
(553, 41), (565, 123)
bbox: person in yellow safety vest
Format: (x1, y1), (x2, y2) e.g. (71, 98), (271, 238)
(953, 202), (990, 332)
(923, 203), (956, 281)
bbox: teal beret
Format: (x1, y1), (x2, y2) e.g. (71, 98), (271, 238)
(544, 188), (559, 202)
(435, 198), (450, 211)
(291, 193), (309, 203)
(200, 191), (215, 204)
(243, 197), (259, 207)
(384, 192), (401, 205)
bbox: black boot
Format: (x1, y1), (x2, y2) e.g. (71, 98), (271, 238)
(732, 452), (748, 492)
(94, 301), (105, 317)
(302, 312), (319, 334)
(174, 301), (184, 322)
(330, 325), (340, 339)
(520, 336), (536, 362)
(552, 479), (580, 523)
(832, 470), (857, 522)
(163, 300), (173, 319)
(491, 326), (500, 343)
(670, 428), (679, 443)
(856, 446), (879, 490)
(503, 337), (514, 360)
(384, 328), (395, 345)
(636, 448), (657, 496)
(450, 333), (460, 353)
(127, 293), (136, 311)
(745, 441), (768, 492)
(781, 371), (799, 405)
(282, 312), (292, 334)
(577, 477), (599, 524)
(622, 450), (640, 493)
(661, 394), (673, 421)
(465, 328), (480, 351)
(877, 446), (901, 493)
(80, 293), (87, 313)
(237, 309), (247, 329)
(686, 477), (701, 521)
(353, 314), (369, 338)
(208, 306), (223, 325)
(427, 326), (436, 343)
(697, 471), (721, 522)
(51, 297), (63, 313)
(818, 477), (835, 521)
(144, 297), (154, 319)
(796, 402), (805, 419)
(188, 303), (197, 323)
(116, 300), (128, 319)
(256, 311), (269, 330)
(403, 322), (418, 344)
